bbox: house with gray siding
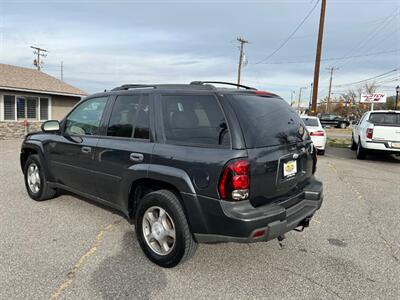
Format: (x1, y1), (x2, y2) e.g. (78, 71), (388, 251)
(0, 63), (87, 139)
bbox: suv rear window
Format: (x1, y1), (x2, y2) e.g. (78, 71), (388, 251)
(369, 113), (400, 125)
(161, 94), (230, 147)
(230, 94), (306, 148)
(301, 117), (320, 127)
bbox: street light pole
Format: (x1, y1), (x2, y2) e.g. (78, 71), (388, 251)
(396, 85), (400, 110)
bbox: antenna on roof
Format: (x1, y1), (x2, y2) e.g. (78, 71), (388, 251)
(60, 61), (64, 81)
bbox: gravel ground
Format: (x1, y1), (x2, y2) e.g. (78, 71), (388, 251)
(0, 139), (399, 300)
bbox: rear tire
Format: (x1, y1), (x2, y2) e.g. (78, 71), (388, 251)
(135, 189), (197, 268)
(339, 122), (347, 129)
(24, 154), (57, 201)
(350, 134), (357, 150)
(356, 139), (367, 160)
(318, 149), (325, 155)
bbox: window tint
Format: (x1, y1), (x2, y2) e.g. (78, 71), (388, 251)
(65, 97), (107, 136)
(301, 118), (320, 127)
(369, 113), (400, 125)
(162, 94), (230, 147)
(107, 95), (150, 139)
(133, 97), (150, 139)
(230, 95), (306, 148)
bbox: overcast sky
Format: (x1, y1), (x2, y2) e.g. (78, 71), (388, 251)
(0, 0), (399, 103)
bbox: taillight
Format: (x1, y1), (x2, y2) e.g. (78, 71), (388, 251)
(310, 130), (325, 136)
(219, 159), (250, 201)
(366, 128), (373, 139)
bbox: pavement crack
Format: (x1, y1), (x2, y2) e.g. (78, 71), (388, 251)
(49, 220), (122, 300)
(273, 266), (344, 299)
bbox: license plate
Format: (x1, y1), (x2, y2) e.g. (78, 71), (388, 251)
(392, 142), (400, 149)
(283, 160), (297, 178)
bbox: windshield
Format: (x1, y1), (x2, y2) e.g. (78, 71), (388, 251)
(369, 113), (400, 125)
(229, 95), (308, 148)
(301, 117), (320, 127)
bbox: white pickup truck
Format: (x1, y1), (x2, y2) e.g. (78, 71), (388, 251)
(352, 110), (400, 159)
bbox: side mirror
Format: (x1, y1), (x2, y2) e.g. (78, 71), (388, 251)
(41, 120), (60, 132)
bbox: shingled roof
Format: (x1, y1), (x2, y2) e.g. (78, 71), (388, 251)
(0, 63), (87, 97)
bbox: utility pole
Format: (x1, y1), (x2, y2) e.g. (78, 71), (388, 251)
(236, 37), (248, 87)
(61, 61), (64, 81)
(30, 46), (48, 71)
(298, 86), (307, 110)
(308, 83), (313, 111)
(311, 0), (326, 115)
(326, 66), (338, 113)
(290, 90), (295, 106)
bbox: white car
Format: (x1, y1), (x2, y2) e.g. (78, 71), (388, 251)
(352, 110), (400, 159)
(301, 116), (327, 155)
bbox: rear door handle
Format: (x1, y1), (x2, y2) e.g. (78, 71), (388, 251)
(81, 146), (92, 154)
(130, 153), (144, 162)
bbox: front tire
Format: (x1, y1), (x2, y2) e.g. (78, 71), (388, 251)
(24, 154), (56, 201)
(318, 149), (325, 155)
(339, 122), (347, 129)
(135, 190), (198, 268)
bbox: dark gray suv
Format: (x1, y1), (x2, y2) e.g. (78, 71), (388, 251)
(20, 81), (323, 268)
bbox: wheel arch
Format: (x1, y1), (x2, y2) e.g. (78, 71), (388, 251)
(21, 141), (54, 182)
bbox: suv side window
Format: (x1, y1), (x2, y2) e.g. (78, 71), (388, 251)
(161, 94), (230, 147)
(107, 94), (150, 139)
(65, 97), (107, 136)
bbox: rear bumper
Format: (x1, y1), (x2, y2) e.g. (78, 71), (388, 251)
(310, 136), (326, 150)
(364, 140), (400, 152)
(182, 178), (323, 243)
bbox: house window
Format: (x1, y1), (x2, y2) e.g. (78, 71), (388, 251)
(4, 95), (16, 120)
(3, 95), (50, 121)
(40, 98), (49, 120)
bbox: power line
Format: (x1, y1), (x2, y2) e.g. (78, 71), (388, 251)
(334, 68), (399, 87)
(259, 48), (400, 65)
(255, 0), (320, 64)
(337, 9), (399, 69)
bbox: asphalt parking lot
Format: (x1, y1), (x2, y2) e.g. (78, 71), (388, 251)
(0, 139), (399, 299)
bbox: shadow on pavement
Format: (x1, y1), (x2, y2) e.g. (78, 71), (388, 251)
(91, 232), (166, 300)
(326, 146), (400, 163)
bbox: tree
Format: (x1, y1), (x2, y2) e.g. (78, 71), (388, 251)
(363, 82), (379, 94)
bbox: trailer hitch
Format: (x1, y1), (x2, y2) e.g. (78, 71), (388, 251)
(294, 216), (311, 232)
(277, 234), (286, 249)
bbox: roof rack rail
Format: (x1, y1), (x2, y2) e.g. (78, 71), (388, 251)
(190, 81), (256, 90)
(111, 84), (157, 91)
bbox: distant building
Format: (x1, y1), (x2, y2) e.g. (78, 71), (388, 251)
(0, 63), (87, 139)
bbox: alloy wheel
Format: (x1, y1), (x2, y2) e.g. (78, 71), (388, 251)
(142, 206), (176, 256)
(27, 163), (41, 194)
